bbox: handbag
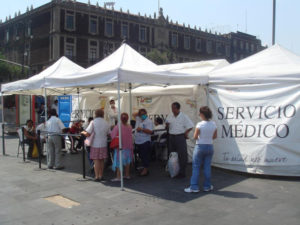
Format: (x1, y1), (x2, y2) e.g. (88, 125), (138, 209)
(84, 132), (95, 146)
(110, 136), (119, 149)
(32, 143), (39, 158)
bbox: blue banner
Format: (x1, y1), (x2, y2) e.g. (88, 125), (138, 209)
(58, 95), (72, 127)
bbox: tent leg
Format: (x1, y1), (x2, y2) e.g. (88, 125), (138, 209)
(206, 84), (209, 107)
(77, 88), (80, 121)
(44, 88), (48, 162)
(1, 94), (5, 156)
(117, 81), (124, 191)
(129, 83), (132, 122)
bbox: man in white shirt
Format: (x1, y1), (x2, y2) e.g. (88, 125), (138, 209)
(46, 109), (65, 169)
(166, 102), (194, 178)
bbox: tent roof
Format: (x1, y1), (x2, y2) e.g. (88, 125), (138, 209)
(46, 43), (209, 90)
(209, 44), (300, 84)
(159, 59), (229, 77)
(1, 56), (84, 95)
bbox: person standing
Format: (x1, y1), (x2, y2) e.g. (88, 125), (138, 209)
(107, 99), (118, 129)
(82, 109), (110, 182)
(51, 100), (59, 114)
(110, 113), (133, 181)
(45, 109), (66, 170)
(134, 109), (153, 176)
(184, 106), (217, 193)
(37, 103), (45, 123)
(166, 102), (194, 178)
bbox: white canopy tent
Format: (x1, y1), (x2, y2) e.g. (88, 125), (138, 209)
(1, 56), (85, 95)
(209, 44), (300, 84)
(2, 43), (219, 189)
(208, 44), (300, 176)
(45, 43), (210, 90)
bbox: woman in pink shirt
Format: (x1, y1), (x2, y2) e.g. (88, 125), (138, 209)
(110, 113), (133, 181)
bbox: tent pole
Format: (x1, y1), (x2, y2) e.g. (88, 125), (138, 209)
(206, 84), (209, 107)
(44, 88), (48, 158)
(1, 93), (5, 155)
(77, 88), (80, 121)
(117, 81), (124, 191)
(129, 83), (132, 122)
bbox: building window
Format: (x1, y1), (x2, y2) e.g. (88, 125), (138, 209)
(216, 42), (222, 55)
(184, 36), (190, 50)
(103, 42), (114, 57)
(89, 40), (98, 64)
(121, 22), (129, 39)
(6, 30), (9, 42)
(65, 11), (75, 31)
(195, 39), (202, 52)
(27, 23), (32, 37)
(251, 43), (255, 52)
(240, 41), (244, 50)
(65, 37), (76, 59)
(139, 46), (147, 56)
(105, 18), (113, 37)
(206, 40), (213, 54)
(171, 32), (178, 48)
(245, 42), (249, 51)
(89, 16), (98, 34)
(233, 53), (237, 61)
(139, 25), (147, 42)
(233, 39), (237, 48)
(225, 45), (230, 57)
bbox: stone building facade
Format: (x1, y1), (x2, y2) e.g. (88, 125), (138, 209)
(0, 0), (263, 80)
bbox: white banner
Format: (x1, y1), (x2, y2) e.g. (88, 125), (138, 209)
(209, 83), (300, 176)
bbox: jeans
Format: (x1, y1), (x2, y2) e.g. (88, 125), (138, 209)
(190, 144), (214, 190)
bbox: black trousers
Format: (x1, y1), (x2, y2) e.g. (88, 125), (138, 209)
(169, 134), (187, 176)
(135, 141), (151, 168)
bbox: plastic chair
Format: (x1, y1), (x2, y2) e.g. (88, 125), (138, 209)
(154, 132), (168, 161)
(17, 128), (28, 157)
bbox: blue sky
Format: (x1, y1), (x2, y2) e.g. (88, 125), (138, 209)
(1, 0), (299, 55)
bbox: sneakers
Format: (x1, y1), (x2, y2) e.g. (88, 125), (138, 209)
(184, 187), (200, 193)
(203, 185), (214, 192)
(111, 178), (121, 182)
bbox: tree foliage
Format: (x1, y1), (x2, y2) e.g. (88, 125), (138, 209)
(146, 49), (175, 65)
(0, 52), (24, 83)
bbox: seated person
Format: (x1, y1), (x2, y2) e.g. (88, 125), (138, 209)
(69, 120), (84, 154)
(23, 119), (39, 159)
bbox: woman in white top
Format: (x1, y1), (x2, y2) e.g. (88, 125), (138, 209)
(82, 109), (109, 182)
(184, 106), (217, 193)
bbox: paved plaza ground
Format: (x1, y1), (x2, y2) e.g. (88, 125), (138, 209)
(0, 132), (299, 225)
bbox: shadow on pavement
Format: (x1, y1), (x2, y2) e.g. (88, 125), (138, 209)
(3, 135), (259, 203)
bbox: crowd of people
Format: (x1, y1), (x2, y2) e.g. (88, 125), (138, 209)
(24, 99), (217, 193)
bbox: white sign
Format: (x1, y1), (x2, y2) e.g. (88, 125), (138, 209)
(209, 83), (300, 176)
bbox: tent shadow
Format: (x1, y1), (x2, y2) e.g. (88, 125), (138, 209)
(212, 190), (257, 199)
(4, 137), (255, 203)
